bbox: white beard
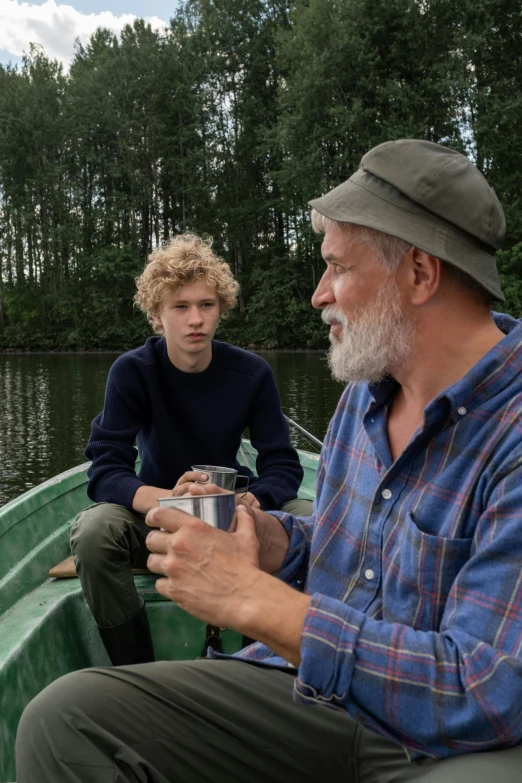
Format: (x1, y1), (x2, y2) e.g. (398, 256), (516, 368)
(323, 278), (414, 384)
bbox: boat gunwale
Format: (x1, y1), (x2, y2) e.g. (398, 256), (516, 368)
(0, 462), (91, 539)
(0, 444), (319, 536)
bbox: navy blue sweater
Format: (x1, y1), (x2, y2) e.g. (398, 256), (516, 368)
(86, 337), (303, 511)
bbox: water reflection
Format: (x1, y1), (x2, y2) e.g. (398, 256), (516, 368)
(0, 350), (343, 506)
(257, 351), (342, 449)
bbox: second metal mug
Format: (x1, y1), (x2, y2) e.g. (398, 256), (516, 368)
(191, 465), (238, 491)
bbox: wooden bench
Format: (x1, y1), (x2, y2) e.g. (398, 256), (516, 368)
(49, 556), (150, 579)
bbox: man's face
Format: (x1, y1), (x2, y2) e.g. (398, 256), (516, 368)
(154, 279), (220, 363)
(311, 224), (413, 383)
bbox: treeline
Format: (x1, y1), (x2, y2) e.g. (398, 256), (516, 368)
(1, 0), (522, 351)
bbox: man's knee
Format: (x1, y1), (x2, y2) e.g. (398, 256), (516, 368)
(70, 503), (132, 565)
(16, 669), (96, 758)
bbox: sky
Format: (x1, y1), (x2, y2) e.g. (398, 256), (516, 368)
(0, 0), (178, 70)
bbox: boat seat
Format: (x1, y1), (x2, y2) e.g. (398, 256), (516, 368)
(48, 555), (150, 578)
(48, 558), (168, 606)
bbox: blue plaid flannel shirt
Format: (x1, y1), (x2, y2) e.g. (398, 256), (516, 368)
(237, 313), (522, 759)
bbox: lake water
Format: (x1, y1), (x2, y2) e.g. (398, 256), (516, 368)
(0, 350), (344, 507)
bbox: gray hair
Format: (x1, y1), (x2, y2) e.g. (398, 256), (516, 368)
(310, 209), (410, 271)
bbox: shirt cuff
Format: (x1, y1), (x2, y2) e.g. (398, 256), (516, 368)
(294, 592), (364, 707)
(269, 510), (309, 588)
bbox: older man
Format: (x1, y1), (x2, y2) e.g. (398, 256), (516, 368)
(16, 140), (522, 782)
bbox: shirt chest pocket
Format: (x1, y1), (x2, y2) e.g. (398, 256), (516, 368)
(384, 512), (473, 630)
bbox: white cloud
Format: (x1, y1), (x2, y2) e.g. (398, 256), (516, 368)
(0, 1), (167, 68)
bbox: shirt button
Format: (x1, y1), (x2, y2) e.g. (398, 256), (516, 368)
(381, 488), (392, 500)
(364, 568), (375, 580)
(457, 406), (467, 416)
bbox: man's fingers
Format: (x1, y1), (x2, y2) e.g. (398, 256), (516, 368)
(235, 491), (260, 509)
(235, 505), (257, 534)
(154, 576), (170, 598)
(145, 529), (170, 553)
(146, 506), (194, 531)
(147, 553), (167, 576)
(233, 507), (260, 566)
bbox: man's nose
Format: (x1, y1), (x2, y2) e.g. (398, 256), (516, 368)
(311, 271), (334, 310)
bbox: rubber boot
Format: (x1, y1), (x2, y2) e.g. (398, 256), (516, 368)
(98, 602), (155, 666)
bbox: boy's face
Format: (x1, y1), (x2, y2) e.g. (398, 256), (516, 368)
(154, 279), (220, 369)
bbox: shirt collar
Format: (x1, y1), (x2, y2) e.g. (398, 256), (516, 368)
(365, 312), (522, 421)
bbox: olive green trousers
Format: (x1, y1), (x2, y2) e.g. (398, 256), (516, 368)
(70, 498), (314, 628)
(16, 658), (522, 783)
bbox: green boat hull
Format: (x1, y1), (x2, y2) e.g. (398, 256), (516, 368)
(0, 447), (318, 782)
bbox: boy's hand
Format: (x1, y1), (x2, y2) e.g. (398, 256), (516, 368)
(171, 470), (209, 496)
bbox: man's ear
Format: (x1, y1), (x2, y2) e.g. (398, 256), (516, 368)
(409, 247), (442, 306)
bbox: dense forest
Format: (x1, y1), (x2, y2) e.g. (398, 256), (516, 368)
(1, 0), (522, 351)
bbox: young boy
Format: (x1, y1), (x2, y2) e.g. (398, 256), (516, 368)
(71, 233), (311, 666)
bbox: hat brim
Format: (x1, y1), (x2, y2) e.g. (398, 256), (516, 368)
(308, 170), (504, 302)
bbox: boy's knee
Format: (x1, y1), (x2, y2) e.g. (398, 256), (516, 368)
(70, 503), (129, 563)
(280, 498), (313, 516)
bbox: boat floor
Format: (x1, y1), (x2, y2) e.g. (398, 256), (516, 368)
(1, 574), (242, 782)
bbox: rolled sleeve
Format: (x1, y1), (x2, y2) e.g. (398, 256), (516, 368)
(295, 593), (363, 707)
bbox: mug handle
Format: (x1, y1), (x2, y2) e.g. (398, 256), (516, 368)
(235, 475), (250, 498)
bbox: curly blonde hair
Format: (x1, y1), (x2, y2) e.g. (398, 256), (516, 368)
(134, 233), (239, 333)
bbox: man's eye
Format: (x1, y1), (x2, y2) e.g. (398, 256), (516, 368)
(332, 264), (344, 274)
(174, 304), (187, 309)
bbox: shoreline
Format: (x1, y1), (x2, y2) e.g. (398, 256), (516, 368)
(0, 347), (327, 356)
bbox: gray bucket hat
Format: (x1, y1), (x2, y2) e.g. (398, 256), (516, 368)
(308, 139), (506, 301)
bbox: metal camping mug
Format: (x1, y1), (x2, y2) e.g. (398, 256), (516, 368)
(157, 493), (237, 531)
(191, 465), (238, 491)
